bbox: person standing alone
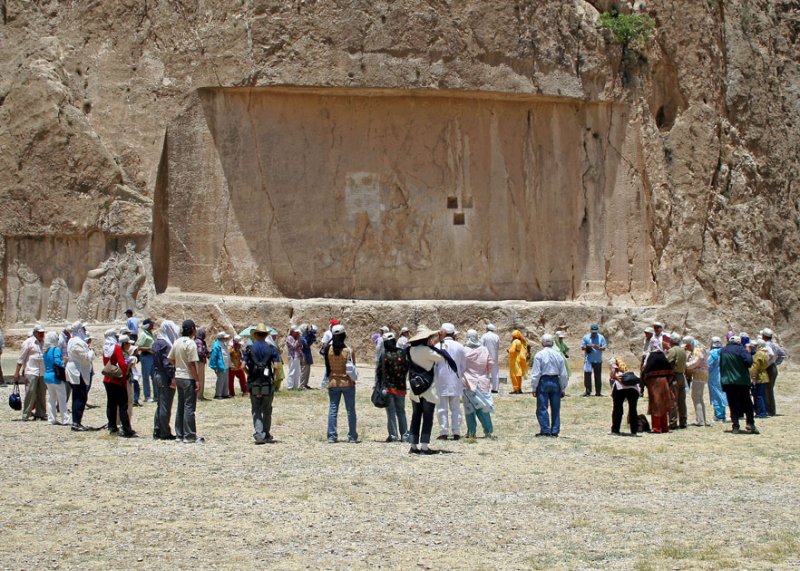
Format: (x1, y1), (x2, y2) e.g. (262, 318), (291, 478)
(531, 334), (569, 437)
(581, 324), (606, 396)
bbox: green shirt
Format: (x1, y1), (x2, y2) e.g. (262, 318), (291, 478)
(667, 346), (687, 374)
(137, 329), (155, 351)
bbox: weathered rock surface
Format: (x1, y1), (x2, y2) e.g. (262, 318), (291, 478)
(1, 1), (798, 351)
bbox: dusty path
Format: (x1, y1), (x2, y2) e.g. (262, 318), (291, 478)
(1, 359), (797, 570)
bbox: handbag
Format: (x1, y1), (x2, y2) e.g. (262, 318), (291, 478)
(345, 347), (358, 382)
(8, 382), (22, 411)
(371, 358), (388, 408)
(101, 352), (124, 379)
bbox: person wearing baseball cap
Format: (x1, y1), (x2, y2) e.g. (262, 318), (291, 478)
(719, 334), (758, 434)
(15, 324), (48, 421)
(435, 323), (467, 440)
(168, 319), (204, 443)
(665, 332), (688, 429)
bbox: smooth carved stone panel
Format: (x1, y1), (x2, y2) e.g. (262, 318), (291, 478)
(157, 87), (652, 301)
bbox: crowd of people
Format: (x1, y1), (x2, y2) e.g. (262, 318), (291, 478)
(5, 312), (788, 453)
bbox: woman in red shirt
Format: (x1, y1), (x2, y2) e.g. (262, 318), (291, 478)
(102, 329), (136, 437)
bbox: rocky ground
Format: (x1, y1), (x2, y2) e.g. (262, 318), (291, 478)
(0, 354), (798, 570)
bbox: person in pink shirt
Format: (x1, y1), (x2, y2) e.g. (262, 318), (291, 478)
(462, 329), (496, 439)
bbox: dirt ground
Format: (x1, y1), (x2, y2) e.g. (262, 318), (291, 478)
(0, 354), (798, 570)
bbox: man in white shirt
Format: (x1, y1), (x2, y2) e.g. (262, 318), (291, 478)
(168, 319), (203, 443)
(435, 323), (467, 440)
(15, 324), (47, 421)
(531, 334), (570, 437)
(480, 324), (501, 393)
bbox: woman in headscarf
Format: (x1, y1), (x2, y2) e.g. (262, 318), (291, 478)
(684, 337), (710, 427)
(407, 326), (457, 454)
(641, 342), (674, 434)
(66, 321), (93, 431)
(706, 336), (727, 422)
(323, 324), (358, 443)
(152, 320), (179, 440)
(102, 329), (135, 437)
(194, 327), (209, 400)
(209, 332), (231, 399)
(608, 357), (640, 435)
(376, 332), (409, 442)
(43, 331), (71, 425)
(462, 329), (496, 439)
(119, 335), (138, 422)
(507, 330), (529, 394)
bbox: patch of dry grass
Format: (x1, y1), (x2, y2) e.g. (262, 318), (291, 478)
(1, 357), (799, 570)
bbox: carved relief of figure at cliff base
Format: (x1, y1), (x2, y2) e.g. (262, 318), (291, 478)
(5, 261), (43, 323)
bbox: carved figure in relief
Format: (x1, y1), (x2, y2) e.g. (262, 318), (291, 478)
(46, 277), (70, 322)
(8, 262), (43, 323)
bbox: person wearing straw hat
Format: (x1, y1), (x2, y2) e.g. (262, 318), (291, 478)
(480, 324), (501, 393)
(210, 331), (232, 399)
(245, 323), (281, 444)
(407, 326), (457, 454)
(323, 324), (358, 443)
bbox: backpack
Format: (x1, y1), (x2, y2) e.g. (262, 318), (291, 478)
(406, 348), (434, 396)
(619, 371), (641, 387)
(246, 346), (274, 396)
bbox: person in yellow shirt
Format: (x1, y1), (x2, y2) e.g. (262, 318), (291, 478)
(507, 330), (529, 394)
(750, 339), (770, 418)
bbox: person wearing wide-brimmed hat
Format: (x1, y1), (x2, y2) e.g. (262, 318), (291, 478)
(407, 327), (458, 454)
(480, 324), (501, 393)
(209, 331), (232, 399)
(245, 323), (281, 444)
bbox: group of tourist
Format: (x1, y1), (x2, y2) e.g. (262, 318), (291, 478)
(6, 313), (788, 452)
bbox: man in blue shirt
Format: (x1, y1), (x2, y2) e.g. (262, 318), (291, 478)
(299, 325), (317, 390)
(125, 309), (140, 343)
(245, 323), (281, 444)
(581, 323), (607, 396)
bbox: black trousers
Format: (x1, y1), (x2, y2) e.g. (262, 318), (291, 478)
(409, 397), (436, 445)
(723, 384), (754, 429)
(611, 387), (639, 433)
(71, 379), (89, 425)
(104, 382), (133, 434)
(584, 362), (603, 395)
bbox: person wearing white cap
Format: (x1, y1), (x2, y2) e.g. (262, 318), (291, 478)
(760, 328), (786, 416)
(480, 324), (501, 393)
(531, 334), (569, 437)
(66, 321), (94, 430)
(706, 336), (727, 422)
(435, 323), (467, 440)
(720, 335), (758, 434)
(750, 338), (771, 419)
(396, 327), (411, 351)
(15, 324), (47, 421)
(209, 331), (232, 399)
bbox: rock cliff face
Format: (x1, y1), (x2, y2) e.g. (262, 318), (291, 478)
(1, 1), (798, 352)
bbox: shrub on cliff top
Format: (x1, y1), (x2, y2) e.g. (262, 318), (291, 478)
(597, 10), (655, 50)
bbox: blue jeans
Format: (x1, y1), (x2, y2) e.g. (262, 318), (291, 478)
(139, 353), (155, 400)
(752, 383), (767, 418)
(327, 387), (357, 441)
(385, 392), (408, 440)
(536, 376), (562, 435)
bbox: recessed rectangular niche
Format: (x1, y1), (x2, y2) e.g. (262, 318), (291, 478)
(158, 86), (649, 301)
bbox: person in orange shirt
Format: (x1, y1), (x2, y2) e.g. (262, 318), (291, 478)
(507, 330), (529, 394)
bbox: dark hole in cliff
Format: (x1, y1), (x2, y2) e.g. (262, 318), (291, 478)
(446, 196), (458, 208)
(453, 212), (465, 225)
(82, 100), (92, 114)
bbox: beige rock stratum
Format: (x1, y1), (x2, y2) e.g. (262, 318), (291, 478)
(0, 1), (798, 356)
